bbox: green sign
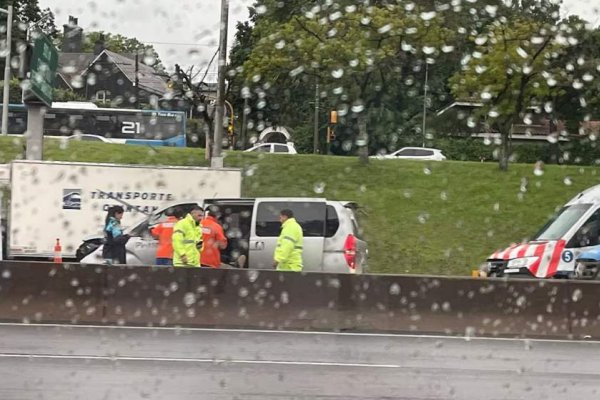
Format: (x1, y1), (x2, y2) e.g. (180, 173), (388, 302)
(26, 31), (58, 106)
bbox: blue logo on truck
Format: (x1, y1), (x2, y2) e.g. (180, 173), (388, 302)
(63, 189), (82, 210)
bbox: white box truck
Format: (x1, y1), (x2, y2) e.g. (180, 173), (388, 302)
(3, 160), (241, 260)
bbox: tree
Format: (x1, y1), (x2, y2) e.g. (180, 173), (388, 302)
(239, 1), (459, 161)
(449, 16), (580, 170)
(0, 0), (57, 78)
(549, 18), (600, 132)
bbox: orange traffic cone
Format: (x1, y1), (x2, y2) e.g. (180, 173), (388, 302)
(53, 239), (62, 263)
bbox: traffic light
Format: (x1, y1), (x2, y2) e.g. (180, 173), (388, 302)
(329, 110), (338, 124)
(227, 124), (234, 136)
(327, 127), (336, 143)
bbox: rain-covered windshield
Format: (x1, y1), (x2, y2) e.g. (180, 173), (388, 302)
(2, 0), (600, 398)
(532, 204), (592, 241)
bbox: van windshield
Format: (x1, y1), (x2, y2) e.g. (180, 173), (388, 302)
(532, 204), (592, 241)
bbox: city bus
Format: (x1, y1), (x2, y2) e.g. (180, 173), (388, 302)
(2, 103), (187, 147)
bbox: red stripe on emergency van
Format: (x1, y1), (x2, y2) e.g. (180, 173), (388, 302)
(517, 244), (529, 258)
(545, 240), (566, 278)
(528, 244), (546, 276)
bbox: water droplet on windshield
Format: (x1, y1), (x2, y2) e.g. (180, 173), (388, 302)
(377, 24), (392, 34)
(331, 68), (344, 79)
(420, 11), (436, 20)
(289, 66), (304, 77)
(351, 103), (365, 113)
(183, 292), (196, 307)
(481, 91), (492, 100)
(389, 283), (401, 295)
(313, 182), (326, 194)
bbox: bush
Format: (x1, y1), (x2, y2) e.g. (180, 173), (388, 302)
(429, 137), (600, 166)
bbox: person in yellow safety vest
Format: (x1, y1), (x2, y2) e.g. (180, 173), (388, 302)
(273, 209), (304, 272)
(172, 205), (204, 267)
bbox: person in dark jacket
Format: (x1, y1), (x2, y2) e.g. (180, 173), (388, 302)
(102, 206), (130, 264)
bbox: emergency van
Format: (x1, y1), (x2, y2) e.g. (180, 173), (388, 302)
(480, 184), (600, 279)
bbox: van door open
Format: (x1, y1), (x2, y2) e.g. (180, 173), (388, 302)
(249, 198), (326, 271)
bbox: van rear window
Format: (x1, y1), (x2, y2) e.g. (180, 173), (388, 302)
(256, 201), (326, 237)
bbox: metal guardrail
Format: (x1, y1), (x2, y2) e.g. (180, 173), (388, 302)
(0, 261), (598, 339)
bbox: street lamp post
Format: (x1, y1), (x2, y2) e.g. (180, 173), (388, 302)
(422, 61), (429, 148)
(1, 5), (13, 136)
(211, 0), (229, 168)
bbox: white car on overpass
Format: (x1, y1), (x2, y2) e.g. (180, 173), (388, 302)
(245, 142), (298, 154)
(371, 147), (446, 161)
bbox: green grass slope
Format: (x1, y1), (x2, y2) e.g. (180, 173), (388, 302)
(1, 137), (599, 275)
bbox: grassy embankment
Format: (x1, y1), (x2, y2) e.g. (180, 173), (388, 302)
(1, 136), (599, 275)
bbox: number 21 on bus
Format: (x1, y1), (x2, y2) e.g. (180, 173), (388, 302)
(122, 121), (142, 135)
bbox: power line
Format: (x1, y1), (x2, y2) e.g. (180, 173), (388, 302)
(145, 41), (219, 47)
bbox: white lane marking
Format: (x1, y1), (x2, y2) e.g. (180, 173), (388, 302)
(0, 353), (404, 369)
(0, 322), (596, 344)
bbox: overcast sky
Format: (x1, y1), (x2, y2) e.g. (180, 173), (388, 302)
(39, 0), (595, 80)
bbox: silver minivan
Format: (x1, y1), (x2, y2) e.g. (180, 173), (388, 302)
(80, 197), (368, 273)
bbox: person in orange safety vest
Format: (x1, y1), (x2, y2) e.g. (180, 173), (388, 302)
(200, 208), (228, 268)
(151, 207), (184, 266)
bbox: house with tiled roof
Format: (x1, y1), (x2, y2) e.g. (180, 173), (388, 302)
(55, 16), (167, 108)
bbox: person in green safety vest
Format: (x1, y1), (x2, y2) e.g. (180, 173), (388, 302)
(273, 209), (304, 272)
(172, 205), (204, 267)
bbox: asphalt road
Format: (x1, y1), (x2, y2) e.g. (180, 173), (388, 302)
(0, 323), (598, 400)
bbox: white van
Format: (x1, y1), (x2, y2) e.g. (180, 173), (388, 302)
(79, 197), (368, 274)
(480, 184), (600, 279)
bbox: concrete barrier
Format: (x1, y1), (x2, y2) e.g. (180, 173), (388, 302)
(565, 280), (600, 339)
(0, 261), (597, 339)
(0, 261), (104, 324)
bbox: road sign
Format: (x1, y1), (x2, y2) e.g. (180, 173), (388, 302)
(24, 31), (58, 106)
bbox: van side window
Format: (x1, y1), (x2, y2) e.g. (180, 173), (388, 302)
(569, 209), (600, 248)
(256, 201), (326, 237)
(325, 205), (340, 238)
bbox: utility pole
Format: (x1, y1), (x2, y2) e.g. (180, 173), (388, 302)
(1, 5), (13, 136)
(313, 77), (319, 154)
(211, 0), (229, 169)
(134, 51), (140, 109)
(422, 61), (429, 148)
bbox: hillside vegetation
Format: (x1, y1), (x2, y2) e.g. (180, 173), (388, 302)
(1, 137), (599, 275)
